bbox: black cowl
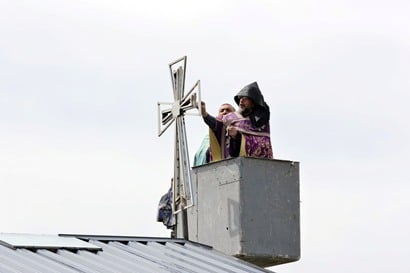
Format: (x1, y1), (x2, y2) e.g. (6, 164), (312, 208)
(234, 82), (270, 127)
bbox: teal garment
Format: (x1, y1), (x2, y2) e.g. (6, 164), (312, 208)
(193, 135), (210, 167)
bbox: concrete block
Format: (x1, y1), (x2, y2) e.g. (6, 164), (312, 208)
(177, 157), (300, 267)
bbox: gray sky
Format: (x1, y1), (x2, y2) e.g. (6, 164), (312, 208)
(1, 1), (409, 272)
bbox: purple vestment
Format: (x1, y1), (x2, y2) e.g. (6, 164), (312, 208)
(209, 112), (273, 160)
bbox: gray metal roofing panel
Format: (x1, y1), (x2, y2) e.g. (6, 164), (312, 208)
(0, 247), (75, 273)
(37, 249), (100, 273)
(18, 249), (79, 273)
(59, 249), (119, 273)
(187, 242), (266, 272)
(0, 234), (273, 273)
(0, 246), (63, 273)
(78, 250), (135, 273)
(0, 263), (21, 273)
(108, 241), (187, 273)
(88, 240), (167, 273)
(162, 242), (247, 273)
(130, 241), (218, 273)
(147, 241), (232, 273)
(0, 234), (101, 251)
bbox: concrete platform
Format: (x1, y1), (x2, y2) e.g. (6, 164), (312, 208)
(176, 157), (300, 267)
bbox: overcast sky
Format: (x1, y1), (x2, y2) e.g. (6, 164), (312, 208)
(1, 1), (409, 272)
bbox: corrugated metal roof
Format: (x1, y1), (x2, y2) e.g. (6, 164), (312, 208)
(0, 234), (274, 273)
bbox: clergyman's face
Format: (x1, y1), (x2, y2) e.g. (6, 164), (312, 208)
(238, 96), (255, 116)
(218, 104), (234, 116)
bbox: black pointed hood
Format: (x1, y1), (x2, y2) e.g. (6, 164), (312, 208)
(234, 82), (270, 127)
(234, 82), (268, 109)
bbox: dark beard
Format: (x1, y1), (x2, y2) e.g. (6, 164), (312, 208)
(238, 107), (253, 117)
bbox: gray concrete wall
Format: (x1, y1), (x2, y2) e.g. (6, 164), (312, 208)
(176, 157), (300, 267)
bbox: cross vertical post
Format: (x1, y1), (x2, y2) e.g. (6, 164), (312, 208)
(157, 56), (201, 217)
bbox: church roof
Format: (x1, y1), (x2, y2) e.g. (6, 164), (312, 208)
(0, 233), (272, 273)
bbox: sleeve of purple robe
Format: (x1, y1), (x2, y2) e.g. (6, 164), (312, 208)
(228, 132), (242, 157)
(203, 114), (224, 145)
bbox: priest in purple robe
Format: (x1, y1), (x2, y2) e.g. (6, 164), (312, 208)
(201, 82), (273, 160)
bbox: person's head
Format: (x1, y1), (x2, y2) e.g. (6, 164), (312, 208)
(217, 103), (235, 117)
(237, 96), (255, 116)
(234, 81), (268, 117)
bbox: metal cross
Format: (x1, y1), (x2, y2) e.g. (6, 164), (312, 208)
(157, 56), (201, 214)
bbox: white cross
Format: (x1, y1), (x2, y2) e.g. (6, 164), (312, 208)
(157, 56), (201, 213)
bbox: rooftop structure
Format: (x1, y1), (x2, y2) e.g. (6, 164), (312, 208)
(176, 157), (300, 267)
(0, 233), (273, 273)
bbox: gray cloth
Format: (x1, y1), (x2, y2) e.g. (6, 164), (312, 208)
(157, 184), (175, 229)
